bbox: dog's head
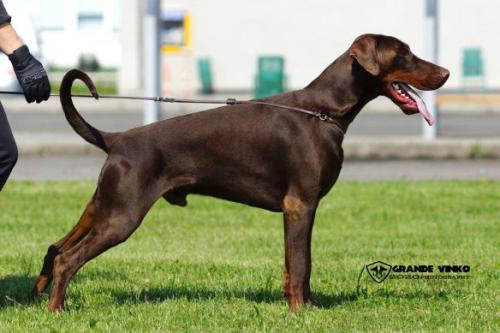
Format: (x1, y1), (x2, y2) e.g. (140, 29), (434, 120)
(349, 34), (449, 125)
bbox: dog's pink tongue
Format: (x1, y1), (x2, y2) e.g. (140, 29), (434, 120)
(401, 83), (435, 126)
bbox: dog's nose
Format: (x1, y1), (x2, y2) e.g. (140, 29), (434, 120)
(440, 68), (450, 81)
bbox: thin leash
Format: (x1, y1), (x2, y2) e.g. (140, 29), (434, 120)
(0, 90), (344, 134)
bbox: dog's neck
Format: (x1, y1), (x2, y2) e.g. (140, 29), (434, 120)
(299, 52), (380, 132)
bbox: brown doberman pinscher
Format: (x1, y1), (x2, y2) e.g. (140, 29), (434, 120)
(30, 34), (449, 312)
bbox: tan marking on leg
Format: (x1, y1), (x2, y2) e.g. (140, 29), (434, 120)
(30, 202), (98, 300)
(283, 268), (290, 296)
(282, 195), (307, 221)
(59, 202), (96, 252)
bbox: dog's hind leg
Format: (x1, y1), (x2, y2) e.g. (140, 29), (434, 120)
(47, 161), (160, 311)
(48, 207), (144, 311)
(30, 200), (98, 299)
(30, 158), (160, 310)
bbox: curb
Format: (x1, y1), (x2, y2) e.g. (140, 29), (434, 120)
(15, 137), (500, 160)
(343, 138), (500, 160)
(19, 142), (104, 156)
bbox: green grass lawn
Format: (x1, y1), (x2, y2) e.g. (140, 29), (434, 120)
(51, 82), (117, 95)
(0, 181), (498, 332)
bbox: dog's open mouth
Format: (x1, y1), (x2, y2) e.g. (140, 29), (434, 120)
(388, 82), (434, 126)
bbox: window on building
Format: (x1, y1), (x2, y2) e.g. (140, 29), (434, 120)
(160, 10), (191, 53)
(78, 0), (103, 30)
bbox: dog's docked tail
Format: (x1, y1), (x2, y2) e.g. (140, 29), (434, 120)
(60, 69), (117, 153)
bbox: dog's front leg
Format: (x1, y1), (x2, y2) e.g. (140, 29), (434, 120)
(282, 195), (317, 312)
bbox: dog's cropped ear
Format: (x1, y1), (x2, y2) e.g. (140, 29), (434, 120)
(349, 35), (380, 76)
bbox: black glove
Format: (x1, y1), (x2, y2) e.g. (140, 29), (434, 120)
(8, 45), (50, 103)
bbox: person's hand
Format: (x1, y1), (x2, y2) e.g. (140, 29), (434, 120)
(8, 45), (50, 103)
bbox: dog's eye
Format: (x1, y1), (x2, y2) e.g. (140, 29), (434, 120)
(399, 47), (410, 57)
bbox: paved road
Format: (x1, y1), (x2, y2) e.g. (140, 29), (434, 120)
(9, 156), (500, 181)
(6, 110), (500, 139)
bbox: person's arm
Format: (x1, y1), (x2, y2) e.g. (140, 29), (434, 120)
(0, 0), (50, 103)
(0, 0), (11, 27)
(0, 23), (23, 54)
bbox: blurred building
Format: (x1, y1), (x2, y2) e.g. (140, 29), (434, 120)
(5, 0), (120, 69)
(2, 0), (499, 94)
(120, 0), (500, 95)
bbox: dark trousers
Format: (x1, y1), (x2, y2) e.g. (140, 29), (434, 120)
(0, 101), (18, 191)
